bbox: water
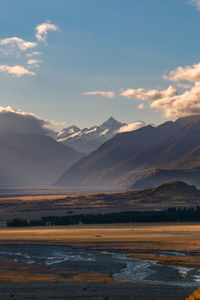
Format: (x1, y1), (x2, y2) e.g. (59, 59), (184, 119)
(0, 245), (200, 287)
(0, 245), (96, 265)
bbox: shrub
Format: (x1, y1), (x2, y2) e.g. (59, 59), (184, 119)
(186, 289), (200, 300)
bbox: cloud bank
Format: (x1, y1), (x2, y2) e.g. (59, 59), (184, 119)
(121, 61), (200, 118)
(150, 82), (200, 118)
(120, 86), (177, 100)
(164, 62), (200, 83)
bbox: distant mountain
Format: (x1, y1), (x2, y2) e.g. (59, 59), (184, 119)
(56, 117), (151, 154)
(0, 134), (82, 187)
(55, 115), (200, 189)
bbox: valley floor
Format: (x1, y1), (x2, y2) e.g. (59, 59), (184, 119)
(0, 224), (200, 299)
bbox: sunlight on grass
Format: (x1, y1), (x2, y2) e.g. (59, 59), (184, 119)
(2, 223), (200, 253)
(186, 288), (200, 300)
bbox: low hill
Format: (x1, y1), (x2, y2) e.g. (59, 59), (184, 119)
(55, 181), (200, 209)
(149, 181), (200, 200)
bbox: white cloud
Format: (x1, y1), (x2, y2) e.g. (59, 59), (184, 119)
(0, 37), (37, 51)
(164, 62), (200, 83)
(27, 59), (42, 68)
(138, 103), (145, 110)
(0, 65), (36, 77)
(83, 91), (115, 98)
(149, 61), (200, 117)
(118, 121), (148, 133)
(150, 82), (200, 118)
(119, 61), (200, 118)
(120, 85), (177, 100)
(36, 22), (59, 43)
(188, 0), (200, 9)
(26, 51), (42, 57)
(0, 22), (58, 77)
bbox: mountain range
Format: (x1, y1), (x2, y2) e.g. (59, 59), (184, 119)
(1, 114), (200, 189)
(56, 117), (151, 154)
(56, 115), (200, 189)
(0, 117), (154, 187)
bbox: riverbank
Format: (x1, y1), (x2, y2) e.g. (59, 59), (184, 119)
(0, 246), (197, 300)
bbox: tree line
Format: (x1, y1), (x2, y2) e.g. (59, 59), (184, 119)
(6, 206), (200, 227)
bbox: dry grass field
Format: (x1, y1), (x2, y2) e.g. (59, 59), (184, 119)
(1, 223), (200, 254)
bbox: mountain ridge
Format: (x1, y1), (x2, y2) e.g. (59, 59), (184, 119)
(55, 115), (200, 189)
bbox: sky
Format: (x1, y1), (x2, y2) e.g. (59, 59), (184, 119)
(0, 0), (200, 129)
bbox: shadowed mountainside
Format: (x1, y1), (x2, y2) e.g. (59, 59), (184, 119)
(0, 134), (82, 187)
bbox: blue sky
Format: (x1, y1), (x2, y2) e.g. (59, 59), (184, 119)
(0, 0), (200, 128)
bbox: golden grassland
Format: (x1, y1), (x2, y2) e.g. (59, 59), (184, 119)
(2, 223), (200, 253)
(126, 253), (200, 267)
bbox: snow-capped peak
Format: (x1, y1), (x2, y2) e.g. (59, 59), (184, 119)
(56, 118), (154, 153)
(118, 121), (147, 133)
(101, 117), (123, 129)
(56, 125), (80, 139)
